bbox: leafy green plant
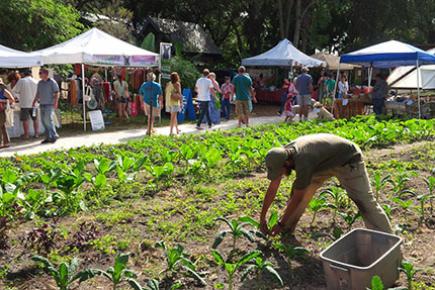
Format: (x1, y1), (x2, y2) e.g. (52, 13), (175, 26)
(91, 253), (142, 290)
(155, 241), (206, 286)
(212, 249), (261, 290)
(308, 197), (329, 226)
(274, 242), (309, 261)
(212, 217), (254, 250)
(339, 210), (362, 230)
(372, 171), (392, 201)
(321, 186), (350, 224)
(370, 275), (384, 290)
(241, 254), (283, 286)
(399, 261), (418, 290)
(423, 176), (435, 215)
(239, 210), (279, 241)
(382, 204), (396, 220)
(32, 255), (95, 290)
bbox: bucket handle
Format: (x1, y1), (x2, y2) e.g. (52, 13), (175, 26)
(329, 264), (349, 272)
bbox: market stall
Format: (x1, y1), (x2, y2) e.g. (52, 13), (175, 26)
(337, 40), (435, 118)
(241, 39), (324, 103)
(0, 44), (44, 137)
(32, 28), (159, 131)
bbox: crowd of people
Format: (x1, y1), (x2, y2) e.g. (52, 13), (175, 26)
(0, 64), (392, 149)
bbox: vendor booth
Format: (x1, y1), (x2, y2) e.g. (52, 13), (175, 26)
(337, 40), (435, 118)
(32, 28), (159, 131)
(242, 39), (324, 103)
(311, 52), (355, 71)
(0, 44), (44, 138)
(0, 44), (42, 68)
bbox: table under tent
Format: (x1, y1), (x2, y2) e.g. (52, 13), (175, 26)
(336, 40), (435, 119)
(32, 28), (159, 131)
(241, 39), (324, 104)
(386, 48), (435, 118)
(0, 44), (45, 138)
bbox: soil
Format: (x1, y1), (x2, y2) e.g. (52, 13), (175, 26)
(1, 140), (434, 290)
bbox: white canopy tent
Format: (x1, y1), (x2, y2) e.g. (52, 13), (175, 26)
(32, 28), (159, 131)
(0, 44), (43, 68)
(338, 40), (435, 117)
(242, 39), (324, 67)
(387, 48), (435, 89)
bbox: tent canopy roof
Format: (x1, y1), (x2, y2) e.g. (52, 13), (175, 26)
(311, 52), (355, 70)
(340, 40), (435, 68)
(387, 48), (435, 89)
(33, 28), (158, 67)
(242, 39), (324, 67)
(0, 44), (42, 68)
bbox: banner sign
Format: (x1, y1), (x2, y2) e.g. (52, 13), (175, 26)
(160, 42), (172, 80)
(83, 54), (157, 67)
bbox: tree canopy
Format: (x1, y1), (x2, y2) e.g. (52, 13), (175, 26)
(0, 0), (433, 66)
(0, 0), (83, 51)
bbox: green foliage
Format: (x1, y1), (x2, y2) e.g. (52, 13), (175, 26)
(212, 249), (261, 290)
(169, 56), (200, 89)
(399, 261), (418, 290)
(212, 217), (255, 250)
(141, 33), (156, 52)
(308, 197), (328, 226)
(241, 255), (283, 286)
(32, 256), (95, 290)
(370, 275), (384, 290)
(91, 253), (143, 290)
(0, 116), (434, 222)
(0, 0), (83, 50)
(155, 241), (206, 286)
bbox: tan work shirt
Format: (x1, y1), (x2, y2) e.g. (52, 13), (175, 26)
(285, 134), (362, 189)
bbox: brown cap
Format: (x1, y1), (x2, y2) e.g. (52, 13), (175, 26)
(265, 147), (289, 180)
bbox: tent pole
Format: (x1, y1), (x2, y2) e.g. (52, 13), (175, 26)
(104, 68), (108, 82)
(82, 64), (86, 131)
(331, 63), (340, 116)
(416, 58), (421, 119)
(368, 65), (373, 86)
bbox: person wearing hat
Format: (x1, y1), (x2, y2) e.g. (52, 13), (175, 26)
(260, 133), (392, 236)
(32, 68), (60, 144)
(294, 67), (313, 121)
(0, 78), (15, 148)
(13, 69), (39, 139)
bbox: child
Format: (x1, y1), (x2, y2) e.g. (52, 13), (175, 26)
(283, 80), (298, 122)
(283, 95), (295, 122)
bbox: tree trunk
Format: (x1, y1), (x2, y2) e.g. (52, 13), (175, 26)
(278, 0), (285, 39)
(278, 0), (295, 39)
(293, 0), (302, 47)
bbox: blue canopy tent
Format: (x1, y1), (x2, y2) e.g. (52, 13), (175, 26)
(337, 40), (435, 117)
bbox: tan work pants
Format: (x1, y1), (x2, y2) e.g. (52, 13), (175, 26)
(286, 161), (393, 233)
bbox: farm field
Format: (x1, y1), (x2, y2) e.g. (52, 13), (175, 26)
(0, 116), (434, 290)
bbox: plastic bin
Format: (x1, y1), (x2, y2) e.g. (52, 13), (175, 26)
(320, 228), (402, 290)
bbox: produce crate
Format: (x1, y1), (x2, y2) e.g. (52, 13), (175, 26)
(320, 228), (402, 290)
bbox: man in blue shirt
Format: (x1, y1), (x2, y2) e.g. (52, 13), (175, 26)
(139, 72), (162, 135)
(295, 67), (313, 121)
(232, 66), (256, 127)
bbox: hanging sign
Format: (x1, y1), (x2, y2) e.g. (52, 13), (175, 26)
(160, 42), (172, 80)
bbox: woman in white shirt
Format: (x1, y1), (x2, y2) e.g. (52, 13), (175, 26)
(338, 75), (349, 99)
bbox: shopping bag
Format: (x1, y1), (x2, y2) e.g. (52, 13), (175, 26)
(130, 101), (138, 117)
(5, 102), (14, 128)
